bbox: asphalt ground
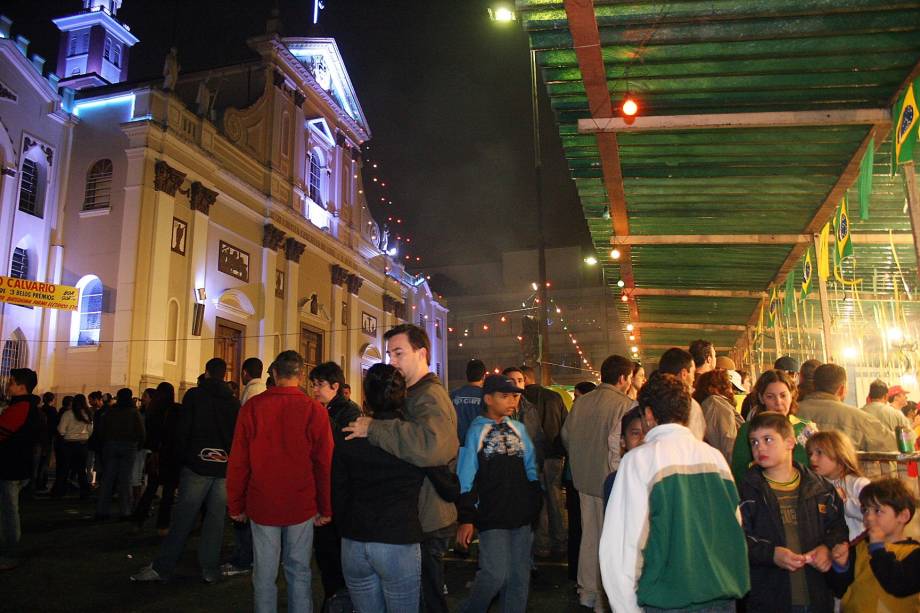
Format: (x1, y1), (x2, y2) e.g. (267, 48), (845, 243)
(0, 493), (585, 612)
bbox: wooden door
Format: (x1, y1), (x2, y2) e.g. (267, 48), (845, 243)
(214, 317), (244, 388)
(299, 325), (323, 393)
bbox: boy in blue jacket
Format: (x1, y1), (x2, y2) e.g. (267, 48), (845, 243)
(456, 374), (542, 613)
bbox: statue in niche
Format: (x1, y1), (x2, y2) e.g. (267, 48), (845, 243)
(163, 47), (180, 91)
(379, 223), (390, 253)
(196, 76), (212, 116)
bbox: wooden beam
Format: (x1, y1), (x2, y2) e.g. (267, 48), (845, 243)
(903, 163), (920, 283)
(578, 109), (890, 134)
(564, 0), (640, 337)
(642, 343), (734, 352)
(631, 288), (767, 299)
(636, 322), (747, 332)
(615, 233), (912, 246)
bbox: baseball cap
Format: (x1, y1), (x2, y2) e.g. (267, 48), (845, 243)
(728, 370), (745, 393)
(774, 356), (799, 373)
(482, 374), (525, 396)
(716, 356), (736, 371)
(887, 385), (906, 400)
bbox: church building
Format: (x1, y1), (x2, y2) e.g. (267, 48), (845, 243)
(0, 0), (447, 400)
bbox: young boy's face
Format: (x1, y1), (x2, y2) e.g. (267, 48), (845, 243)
(484, 392), (519, 420)
(749, 427), (795, 470)
(862, 501), (911, 539)
(622, 417), (645, 454)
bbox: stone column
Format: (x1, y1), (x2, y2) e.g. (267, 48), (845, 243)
(140, 160), (186, 389)
(329, 264), (348, 365)
(282, 237), (306, 351)
(260, 224), (286, 365)
(345, 274), (364, 379)
(181, 180), (217, 391)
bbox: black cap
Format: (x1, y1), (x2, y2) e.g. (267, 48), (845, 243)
(774, 356), (800, 373)
(482, 374), (525, 396)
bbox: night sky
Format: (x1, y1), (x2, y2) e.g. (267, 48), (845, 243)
(3, 0), (591, 279)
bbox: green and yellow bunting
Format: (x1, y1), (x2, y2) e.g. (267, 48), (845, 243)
(768, 286), (779, 328)
(892, 78), (919, 171)
(833, 197), (853, 262)
(801, 248), (813, 301)
(857, 138), (874, 221)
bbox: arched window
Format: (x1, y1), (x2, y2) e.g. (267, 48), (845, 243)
(0, 330), (27, 383)
(83, 159), (113, 210)
(309, 151), (323, 206)
(103, 37), (111, 61)
(18, 158), (42, 217)
(9, 248), (28, 280)
(166, 299), (179, 362)
(72, 275), (103, 347)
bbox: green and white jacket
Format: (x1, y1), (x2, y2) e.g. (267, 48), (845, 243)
(599, 423), (750, 612)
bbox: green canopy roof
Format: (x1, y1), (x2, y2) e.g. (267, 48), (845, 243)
(517, 0), (920, 366)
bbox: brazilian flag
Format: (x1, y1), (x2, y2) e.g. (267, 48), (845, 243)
(892, 79), (919, 170)
(833, 197), (853, 262)
(768, 286), (778, 328)
(801, 248), (813, 301)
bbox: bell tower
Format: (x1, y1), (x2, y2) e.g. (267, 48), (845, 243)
(52, 0), (139, 90)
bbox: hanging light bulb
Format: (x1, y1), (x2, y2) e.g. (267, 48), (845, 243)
(621, 294), (629, 302)
(622, 95), (638, 117)
(617, 279), (625, 288)
(626, 324), (634, 332)
(610, 248), (621, 260)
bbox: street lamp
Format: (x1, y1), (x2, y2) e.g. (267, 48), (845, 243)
(490, 6), (552, 385)
(488, 6), (516, 22)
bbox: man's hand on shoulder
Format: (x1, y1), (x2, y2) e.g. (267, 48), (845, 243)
(343, 416), (373, 440)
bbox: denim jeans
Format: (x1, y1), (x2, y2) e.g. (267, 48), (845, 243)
(341, 538), (420, 613)
(421, 525), (453, 613)
(153, 467), (227, 580)
(461, 526), (533, 613)
(535, 457), (566, 553)
(96, 441), (138, 517)
(51, 441), (89, 498)
(251, 518), (314, 613)
(0, 480), (24, 559)
(229, 518), (253, 568)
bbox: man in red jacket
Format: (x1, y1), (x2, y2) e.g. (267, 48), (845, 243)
(0, 368), (40, 571)
(226, 350), (334, 613)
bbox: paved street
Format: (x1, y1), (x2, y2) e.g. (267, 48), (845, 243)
(0, 494), (583, 612)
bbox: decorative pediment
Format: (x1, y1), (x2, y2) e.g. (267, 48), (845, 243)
(281, 38), (369, 135)
(215, 288), (256, 321)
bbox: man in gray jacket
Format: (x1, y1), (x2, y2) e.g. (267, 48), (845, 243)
(344, 324), (458, 613)
(561, 354), (635, 612)
(797, 363), (894, 451)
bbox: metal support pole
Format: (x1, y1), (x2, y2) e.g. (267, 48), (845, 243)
(902, 162), (920, 283)
(530, 49), (551, 385)
(813, 233), (834, 362)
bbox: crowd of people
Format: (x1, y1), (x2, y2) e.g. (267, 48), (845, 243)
(1, 326), (919, 612)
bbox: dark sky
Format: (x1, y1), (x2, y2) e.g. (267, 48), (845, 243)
(3, 0), (591, 273)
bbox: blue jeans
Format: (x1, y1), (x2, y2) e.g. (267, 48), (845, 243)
(251, 518), (314, 613)
(229, 518), (253, 568)
(461, 526), (533, 613)
(153, 467), (227, 580)
(341, 538), (420, 613)
(96, 441), (137, 517)
(0, 480), (24, 559)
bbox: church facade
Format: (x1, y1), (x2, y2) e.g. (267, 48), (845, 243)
(0, 1), (447, 400)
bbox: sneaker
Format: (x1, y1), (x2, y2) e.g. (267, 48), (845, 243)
(130, 564), (164, 582)
(219, 562), (251, 577)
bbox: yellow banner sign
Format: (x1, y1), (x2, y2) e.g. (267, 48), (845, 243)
(0, 276), (79, 310)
